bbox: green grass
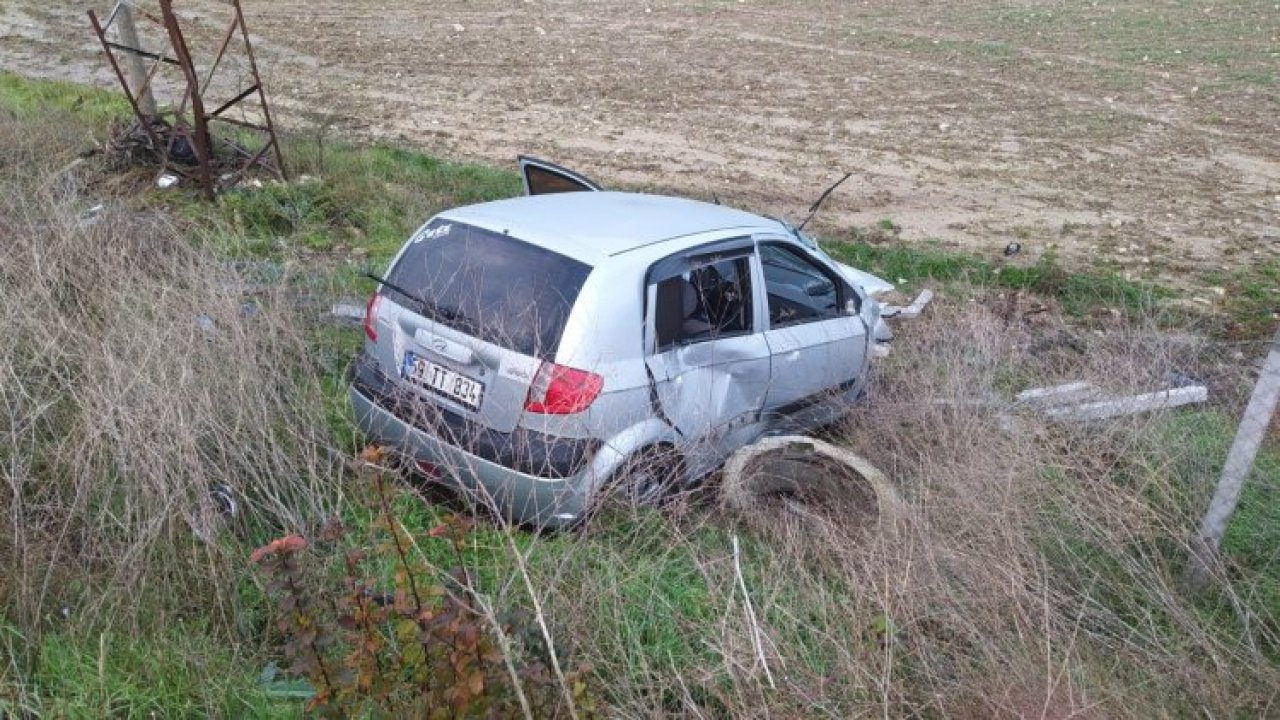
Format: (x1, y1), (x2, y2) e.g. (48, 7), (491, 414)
(193, 138), (521, 260)
(1167, 412), (1280, 629)
(1203, 259), (1280, 340)
(10, 624), (301, 719)
(823, 235), (1170, 317)
(0, 72), (126, 124)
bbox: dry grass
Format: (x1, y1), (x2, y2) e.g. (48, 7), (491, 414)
(0, 110), (347, 660)
(465, 305), (1279, 718)
(2, 93), (1276, 717)
(828, 307), (1274, 715)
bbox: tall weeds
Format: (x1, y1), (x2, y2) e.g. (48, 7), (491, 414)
(0, 110), (346, 655)
(2, 97), (1275, 717)
(497, 305), (1278, 717)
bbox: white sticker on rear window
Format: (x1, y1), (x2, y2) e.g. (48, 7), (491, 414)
(412, 223), (453, 244)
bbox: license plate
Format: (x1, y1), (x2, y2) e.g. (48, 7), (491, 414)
(401, 352), (484, 411)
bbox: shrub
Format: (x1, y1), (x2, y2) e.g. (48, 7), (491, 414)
(251, 451), (599, 719)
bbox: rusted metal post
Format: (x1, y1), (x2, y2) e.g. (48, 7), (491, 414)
(158, 0), (215, 199)
(89, 0), (287, 195)
(231, 0), (288, 180)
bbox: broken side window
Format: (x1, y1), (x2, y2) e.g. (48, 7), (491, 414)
(653, 256), (753, 350)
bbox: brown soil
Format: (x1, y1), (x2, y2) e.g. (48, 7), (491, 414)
(5, 1), (1279, 289)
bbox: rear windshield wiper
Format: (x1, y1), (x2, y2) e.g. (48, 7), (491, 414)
(365, 272), (465, 326)
(366, 270), (424, 303)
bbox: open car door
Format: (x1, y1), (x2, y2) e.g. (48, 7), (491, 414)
(518, 155), (603, 195)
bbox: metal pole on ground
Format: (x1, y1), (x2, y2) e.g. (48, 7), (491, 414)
(1188, 323), (1280, 588)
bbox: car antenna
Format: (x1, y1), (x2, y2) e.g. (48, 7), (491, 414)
(797, 171), (853, 232)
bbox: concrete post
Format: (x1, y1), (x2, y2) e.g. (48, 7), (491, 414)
(1188, 324), (1280, 587)
(116, 2), (157, 116)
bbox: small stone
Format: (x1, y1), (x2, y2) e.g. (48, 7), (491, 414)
(452, 23), (465, 32)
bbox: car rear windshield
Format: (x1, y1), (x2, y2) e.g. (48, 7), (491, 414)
(383, 220), (592, 359)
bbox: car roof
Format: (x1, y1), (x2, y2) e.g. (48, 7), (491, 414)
(438, 191), (785, 264)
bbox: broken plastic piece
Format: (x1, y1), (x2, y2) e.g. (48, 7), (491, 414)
(194, 313), (216, 339)
(882, 289), (934, 319)
(329, 302), (366, 325)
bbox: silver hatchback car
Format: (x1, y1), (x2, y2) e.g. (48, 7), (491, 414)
(350, 158), (891, 527)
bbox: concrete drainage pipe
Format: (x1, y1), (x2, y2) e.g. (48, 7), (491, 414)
(721, 435), (901, 535)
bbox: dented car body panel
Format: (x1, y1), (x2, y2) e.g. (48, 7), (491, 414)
(349, 160), (891, 527)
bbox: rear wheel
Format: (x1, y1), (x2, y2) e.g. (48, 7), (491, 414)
(602, 445), (684, 511)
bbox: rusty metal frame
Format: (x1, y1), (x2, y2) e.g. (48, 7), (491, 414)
(87, 0), (287, 199)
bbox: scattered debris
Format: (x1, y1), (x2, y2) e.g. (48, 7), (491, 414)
(1004, 241), (1022, 256)
(328, 300), (367, 325)
(78, 202), (106, 228)
(194, 313), (217, 340)
(186, 483), (240, 545)
(882, 288), (935, 319)
(1015, 380), (1097, 408)
(156, 173), (179, 189)
(259, 662), (315, 700)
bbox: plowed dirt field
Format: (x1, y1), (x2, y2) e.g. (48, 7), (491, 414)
(4, 1), (1278, 287)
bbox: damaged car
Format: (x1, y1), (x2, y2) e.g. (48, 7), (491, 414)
(349, 157), (893, 527)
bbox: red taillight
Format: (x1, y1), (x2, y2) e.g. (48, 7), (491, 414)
(364, 293), (382, 341)
(415, 459), (441, 479)
(524, 362), (603, 415)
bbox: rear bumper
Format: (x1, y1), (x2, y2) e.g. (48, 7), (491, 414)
(348, 359), (596, 528)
